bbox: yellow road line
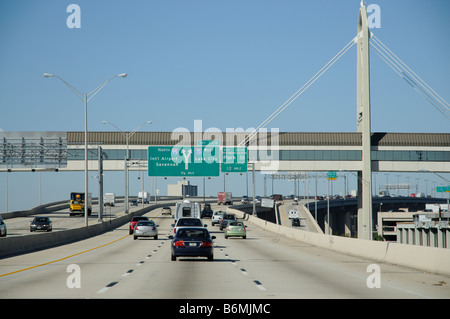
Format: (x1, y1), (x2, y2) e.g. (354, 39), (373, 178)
(0, 210), (164, 278)
(0, 234), (129, 278)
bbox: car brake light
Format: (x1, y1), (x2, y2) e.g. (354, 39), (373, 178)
(200, 241), (213, 247)
(173, 240), (185, 247)
(152, 227), (156, 230)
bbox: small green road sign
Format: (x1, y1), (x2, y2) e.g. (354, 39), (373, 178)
(327, 171), (337, 180)
(222, 147), (247, 173)
(436, 186), (450, 193)
(148, 146), (220, 177)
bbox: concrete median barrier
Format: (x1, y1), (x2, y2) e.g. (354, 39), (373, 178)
(227, 207), (450, 276)
(0, 202), (175, 259)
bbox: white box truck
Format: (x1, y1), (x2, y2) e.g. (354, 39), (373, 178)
(138, 191), (150, 203)
(103, 193), (116, 206)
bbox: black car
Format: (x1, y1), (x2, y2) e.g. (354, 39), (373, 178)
(291, 218), (301, 227)
(170, 227), (216, 261)
(201, 208), (213, 218)
(30, 217), (52, 232)
(219, 213), (237, 230)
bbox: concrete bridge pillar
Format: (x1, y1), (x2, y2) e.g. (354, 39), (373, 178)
(356, 2), (373, 240)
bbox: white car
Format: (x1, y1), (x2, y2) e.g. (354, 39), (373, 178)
(133, 220), (158, 240)
(211, 211), (226, 226)
(288, 209), (299, 219)
(172, 217), (207, 234)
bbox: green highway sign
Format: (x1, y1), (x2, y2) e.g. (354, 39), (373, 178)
(148, 146), (220, 177)
(327, 171), (337, 180)
(436, 186), (450, 193)
(148, 145), (248, 177)
(221, 147), (248, 173)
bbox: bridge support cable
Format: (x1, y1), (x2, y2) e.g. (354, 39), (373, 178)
(239, 35), (359, 147)
(370, 34), (450, 120)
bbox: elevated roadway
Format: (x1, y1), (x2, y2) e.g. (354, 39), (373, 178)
(1, 203), (449, 299)
(3, 201), (140, 238)
(277, 201), (322, 233)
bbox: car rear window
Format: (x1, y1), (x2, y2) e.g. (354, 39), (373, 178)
(229, 222), (243, 226)
(177, 219), (202, 226)
(177, 229), (209, 238)
(137, 221), (154, 226)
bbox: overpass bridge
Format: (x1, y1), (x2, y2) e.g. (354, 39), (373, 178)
(1, 130), (449, 173)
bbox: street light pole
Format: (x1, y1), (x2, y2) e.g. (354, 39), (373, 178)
(103, 121), (152, 214)
(45, 73), (127, 226)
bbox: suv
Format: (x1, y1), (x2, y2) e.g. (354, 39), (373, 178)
(211, 211), (226, 226)
(129, 216), (149, 235)
(201, 204), (213, 218)
(220, 213), (237, 230)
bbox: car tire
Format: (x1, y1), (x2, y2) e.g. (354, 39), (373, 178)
(224, 235), (228, 239)
(133, 236), (138, 240)
(154, 235), (158, 240)
(243, 236), (246, 239)
(171, 254), (176, 261)
(208, 255), (214, 261)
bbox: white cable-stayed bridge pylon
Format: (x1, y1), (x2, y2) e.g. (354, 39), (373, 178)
(370, 33), (450, 120)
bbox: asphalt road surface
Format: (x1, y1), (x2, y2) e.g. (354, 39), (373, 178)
(1, 205), (449, 300)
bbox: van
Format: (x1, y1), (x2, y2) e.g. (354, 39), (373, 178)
(103, 193), (116, 206)
(174, 200), (201, 222)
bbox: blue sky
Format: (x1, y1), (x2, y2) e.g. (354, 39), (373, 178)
(1, 0), (449, 211)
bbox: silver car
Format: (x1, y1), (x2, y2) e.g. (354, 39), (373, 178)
(133, 220), (158, 240)
(0, 216), (6, 237)
(161, 206), (172, 215)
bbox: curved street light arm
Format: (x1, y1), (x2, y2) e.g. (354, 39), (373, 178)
(45, 74), (84, 101)
(87, 73), (127, 102)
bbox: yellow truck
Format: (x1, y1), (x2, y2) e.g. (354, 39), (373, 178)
(69, 192), (92, 217)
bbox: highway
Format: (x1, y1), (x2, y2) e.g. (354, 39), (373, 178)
(1, 203), (449, 299)
(3, 201), (145, 237)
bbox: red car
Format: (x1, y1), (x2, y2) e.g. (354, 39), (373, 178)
(129, 216), (149, 235)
